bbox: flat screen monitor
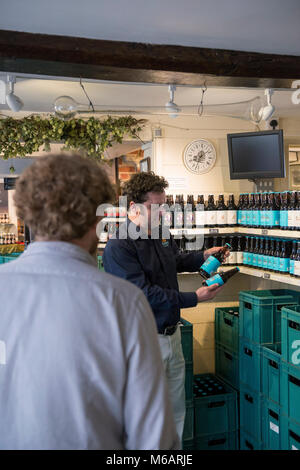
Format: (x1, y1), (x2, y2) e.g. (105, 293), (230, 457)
(227, 130), (285, 179)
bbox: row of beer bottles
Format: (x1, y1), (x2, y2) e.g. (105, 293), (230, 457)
(164, 194), (237, 228)
(237, 191), (300, 230)
(175, 234), (300, 277)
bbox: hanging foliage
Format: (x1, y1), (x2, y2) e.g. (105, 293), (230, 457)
(0, 115), (145, 160)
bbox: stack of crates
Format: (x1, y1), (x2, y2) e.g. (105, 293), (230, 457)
(215, 306), (240, 391)
(180, 318), (194, 449)
(193, 373), (238, 449)
(238, 289), (300, 450)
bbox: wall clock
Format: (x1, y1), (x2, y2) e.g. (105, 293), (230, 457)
(183, 139), (216, 174)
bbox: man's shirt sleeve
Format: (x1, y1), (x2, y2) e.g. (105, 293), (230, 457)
(103, 241), (197, 311)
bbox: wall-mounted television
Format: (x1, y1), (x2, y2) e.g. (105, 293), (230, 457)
(227, 130), (285, 179)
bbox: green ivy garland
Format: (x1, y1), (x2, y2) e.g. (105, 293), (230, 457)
(0, 115), (145, 160)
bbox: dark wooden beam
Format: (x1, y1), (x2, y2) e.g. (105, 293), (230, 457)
(0, 29), (299, 88)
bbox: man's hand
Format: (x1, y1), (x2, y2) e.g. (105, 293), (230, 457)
(203, 246), (230, 261)
(196, 284), (224, 303)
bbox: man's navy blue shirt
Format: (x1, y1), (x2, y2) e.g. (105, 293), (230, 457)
(102, 219), (204, 333)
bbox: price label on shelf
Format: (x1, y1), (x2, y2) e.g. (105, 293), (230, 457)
(209, 228), (219, 234)
(262, 229), (268, 235)
(263, 272), (271, 279)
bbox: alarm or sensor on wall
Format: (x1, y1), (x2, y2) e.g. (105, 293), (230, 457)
(183, 139), (216, 174)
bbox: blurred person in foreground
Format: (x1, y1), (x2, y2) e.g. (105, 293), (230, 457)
(0, 153), (179, 450)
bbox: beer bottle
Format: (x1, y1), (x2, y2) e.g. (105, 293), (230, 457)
(199, 243), (231, 279)
(279, 240), (290, 274)
(242, 194), (249, 227)
(237, 194), (243, 226)
(280, 191), (289, 230)
(169, 195), (175, 229)
(227, 194), (237, 227)
(202, 267), (240, 287)
(243, 236), (250, 266)
(206, 195), (217, 228)
(174, 195), (183, 229)
(236, 235), (244, 266)
(252, 193), (261, 228)
(227, 235), (237, 266)
(273, 192), (281, 229)
(216, 194), (227, 228)
(184, 195), (194, 229)
(267, 238), (276, 271)
(257, 237), (265, 270)
(252, 237), (260, 268)
(294, 241), (300, 278)
(273, 239), (281, 273)
(289, 240), (297, 276)
(195, 195), (206, 228)
(294, 191), (300, 231)
(248, 236), (255, 267)
(247, 193), (255, 228)
(162, 196), (172, 230)
(260, 192), (267, 228)
(288, 191), (296, 231)
(262, 237), (270, 271)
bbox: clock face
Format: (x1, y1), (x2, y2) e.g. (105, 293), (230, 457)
(183, 139), (216, 174)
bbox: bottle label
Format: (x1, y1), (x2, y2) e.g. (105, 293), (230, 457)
(262, 255), (268, 269)
(294, 210), (300, 228)
(264, 211), (270, 227)
(280, 210), (288, 228)
(257, 254), (263, 267)
(267, 256), (274, 270)
(279, 258), (290, 272)
(260, 210), (265, 226)
(247, 253), (253, 266)
(241, 211), (247, 226)
(200, 256), (221, 276)
(273, 257), (279, 271)
(174, 212), (183, 227)
(206, 211), (218, 226)
(290, 259), (295, 275)
(163, 212), (172, 226)
(195, 210), (206, 227)
(216, 211), (227, 226)
(243, 252), (248, 264)
(205, 273), (224, 287)
(252, 253), (258, 266)
(273, 210), (280, 227)
(227, 210), (237, 225)
(252, 211), (260, 226)
(237, 252), (243, 264)
(185, 211), (194, 226)
(288, 210), (295, 228)
(237, 210), (242, 225)
(228, 252), (237, 265)
(246, 210), (252, 226)
(294, 260), (300, 276)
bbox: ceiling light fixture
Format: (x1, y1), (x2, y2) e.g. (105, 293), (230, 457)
(6, 75), (23, 112)
(53, 95), (78, 119)
(258, 88), (275, 121)
(165, 85), (181, 118)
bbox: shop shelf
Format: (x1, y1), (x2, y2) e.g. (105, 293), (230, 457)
(261, 343), (282, 404)
(185, 361), (193, 401)
(239, 429), (263, 450)
(195, 431), (238, 450)
(180, 318), (193, 363)
(239, 383), (263, 441)
(215, 344), (239, 390)
(281, 414), (300, 450)
(193, 374), (238, 436)
(182, 399), (194, 441)
(215, 306), (239, 353)
(281, 305), (300, 366)
(261, 398), (283, 450)
(239, 338), (263, 394)
(280, 361), (300, 424)
(239, 289), (300, 344)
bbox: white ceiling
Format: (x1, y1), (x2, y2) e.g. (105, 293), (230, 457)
(1, 0), (300, 55)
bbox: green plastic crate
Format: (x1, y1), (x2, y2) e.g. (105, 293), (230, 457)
(215, 344), (239, 390)
(182, 438), (195, 450)
(280, 360), (300, 424)
(97, 255), (104, 271)
(0, 253), (21, 264)
(239, 383), (263, 441)
(261, 398), (283, 450)
(240, 429), (263, 450)
(281, 305), (300, 366)
(185, 361), (193, 401)
(281, 414), (300, 450)
(182, 399), (194, 441)
(239, 289), (300, 344)
(180, 318), (193, 363)
(215, 306), (239, 353)
(239, 338), (263, 393)
(261, 343), (282, 405)
(195, 431), (238, 450)
(194, 374), (238, 437)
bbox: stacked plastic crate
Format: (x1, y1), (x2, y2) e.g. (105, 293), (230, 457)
(180, 318), (195, 450)
(238, 289), (300, 450)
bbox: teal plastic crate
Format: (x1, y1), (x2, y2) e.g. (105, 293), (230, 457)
(194, 374), (238, 437)
(215, 306), (239, 353)
(215, 344), (239, 390)
(281, 414), (300, 450)
(239, 289), (300, 344)
(239, 338), (262, 393)
(180, 318), (193, 363)
(261, 398), (283, 450)
(185, 361), (193, 401)
(182, 399), (194, 441)
(240, 429), (263, 450)
(261, 343), (282, 405)
(0, 252), (21, 264)
(239, 383), (263, 441)
(280, 360), (300, 424)
(195, 431), (238, 450)
(182, 438), (195, 450)
(281, 305), (300, 366)
(97, 255), (104, 271)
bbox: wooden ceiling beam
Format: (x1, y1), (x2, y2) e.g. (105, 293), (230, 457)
(0, 29), (299, 88)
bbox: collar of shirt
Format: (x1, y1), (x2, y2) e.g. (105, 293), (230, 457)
(21, 241), (97, 267)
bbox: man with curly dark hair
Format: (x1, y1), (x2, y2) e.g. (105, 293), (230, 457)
(103, 171), (226, 445)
